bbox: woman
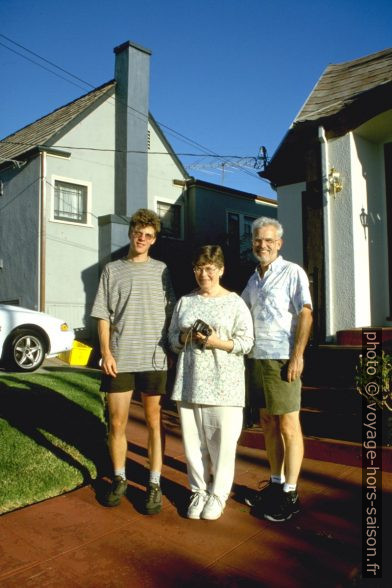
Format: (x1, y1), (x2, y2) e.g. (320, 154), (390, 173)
(169, 245), (254, 520)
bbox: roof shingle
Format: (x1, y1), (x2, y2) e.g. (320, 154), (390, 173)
(0, 80), (115, 164)
(295, 47), (392, 124)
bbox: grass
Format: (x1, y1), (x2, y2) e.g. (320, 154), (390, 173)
(0, 367), (108, 514)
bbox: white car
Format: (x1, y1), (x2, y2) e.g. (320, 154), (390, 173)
(0, 304), (75, 372)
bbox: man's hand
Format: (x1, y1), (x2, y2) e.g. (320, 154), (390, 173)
(287, 354), (304, 382)
(101, 352), (118, 377)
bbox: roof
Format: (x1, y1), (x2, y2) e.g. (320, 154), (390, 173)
(0, 80), (116, 165)
(295, 47), (392, 124)
(186, 177), (277, 205)
(261, 47), (392, 186)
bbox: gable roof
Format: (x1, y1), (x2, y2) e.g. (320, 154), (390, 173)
(295, 47), (392, 124)
(261, 47), (392, 186)
(148, 112), (189, 179)
(0, 80), (116, 166)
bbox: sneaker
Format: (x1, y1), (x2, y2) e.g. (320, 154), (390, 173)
(102, 476), (128, 507)
(264, 490), (300, 522)
(187, 492), (208, 519)
(145, 483), (162, 515)
(245, 480), (283, 511)
(201, 494), (225, 520)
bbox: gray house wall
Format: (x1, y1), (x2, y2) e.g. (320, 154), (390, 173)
(45, 96), (116, 333)
(0, 158), (40, 308)
(190, 183), (277, 243)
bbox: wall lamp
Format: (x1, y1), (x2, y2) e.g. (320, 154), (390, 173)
(328, 167), (343, 198)
(360, 207), (369, 239)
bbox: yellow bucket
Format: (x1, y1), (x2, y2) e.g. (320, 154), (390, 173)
(59, 341), (93, 366)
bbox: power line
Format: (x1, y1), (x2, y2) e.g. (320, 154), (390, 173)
(0, 34), (216, 154)
(0, 34), (269, 183)
(0, 40), (89, 93)
(0, 139), (260, 161)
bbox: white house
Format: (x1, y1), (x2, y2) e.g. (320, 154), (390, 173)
(261, 48), (392, 343)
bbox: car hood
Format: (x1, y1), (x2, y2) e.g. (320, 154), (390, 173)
(0, 305), (70, 327)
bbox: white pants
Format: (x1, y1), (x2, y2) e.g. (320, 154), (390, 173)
(178, 403), (243, 502)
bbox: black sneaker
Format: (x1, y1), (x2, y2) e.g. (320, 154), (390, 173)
(145, 483), (162, 515)
(245, 480), (283, 512)
(264, 490), (300, 522)
(102, 476), (128, 507)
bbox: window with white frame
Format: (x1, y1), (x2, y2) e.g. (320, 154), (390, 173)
(54, 180), (88, 224)
(157, 201), (182, 238)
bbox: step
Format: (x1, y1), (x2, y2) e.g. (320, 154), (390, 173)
(337, 327), (392, 347)
(159, 403), (392, 471)
(239, 427), (392, 472)
(303, 345), (361, 388)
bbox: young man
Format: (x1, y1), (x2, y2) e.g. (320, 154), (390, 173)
(91, 209), (175, 513)
(242, 217), (312, 522)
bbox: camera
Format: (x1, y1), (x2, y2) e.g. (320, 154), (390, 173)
(192, 319), (212, 338)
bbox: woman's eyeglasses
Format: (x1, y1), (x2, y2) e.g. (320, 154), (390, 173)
(193, 265), (219, 276)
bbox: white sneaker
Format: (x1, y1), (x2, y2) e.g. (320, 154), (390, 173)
(187, 492), (208, 519)
(201, 494), (225, 520)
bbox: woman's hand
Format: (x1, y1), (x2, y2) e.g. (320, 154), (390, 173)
(195, 329), (234, 352)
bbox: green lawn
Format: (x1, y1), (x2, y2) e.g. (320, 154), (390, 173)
(0, 367), (108, 514)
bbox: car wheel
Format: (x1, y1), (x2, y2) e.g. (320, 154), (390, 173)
(7, 330), (46, 372)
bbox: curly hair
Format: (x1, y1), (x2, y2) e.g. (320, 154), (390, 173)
(129, 209), (161, 235)
(192, 245), (225, 269)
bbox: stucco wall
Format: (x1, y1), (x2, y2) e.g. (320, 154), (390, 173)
(0, 159), (40, 309)
(147, 122), (187, 215)
(327, 130), (389, 331)
(193, 186), (277, 244)
(353, 134), (389, 325)
(276, 182), (306, 265)
(327, 134), (360, 331)
(45, 96), (115, 332)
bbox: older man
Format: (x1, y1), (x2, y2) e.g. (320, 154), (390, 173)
(242, 217), (312, 522)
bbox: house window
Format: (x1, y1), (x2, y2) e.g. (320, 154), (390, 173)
(157, 201), (182, 238)
(227, 212), (257, 256)
(54, 180), (88, 224)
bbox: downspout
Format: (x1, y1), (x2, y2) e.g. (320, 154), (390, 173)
(318, 127), (333, 339)
(39, 150), (46, 312)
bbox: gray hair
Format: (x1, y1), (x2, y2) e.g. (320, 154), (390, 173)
(252, 216), (283, 238)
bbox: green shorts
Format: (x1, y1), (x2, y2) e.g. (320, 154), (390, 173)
(100, 370), (167, 395)
(247, 358), (301, 415)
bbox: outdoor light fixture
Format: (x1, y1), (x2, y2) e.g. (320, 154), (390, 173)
(360, 207), (369, 238)
(328, 167), (343, 198)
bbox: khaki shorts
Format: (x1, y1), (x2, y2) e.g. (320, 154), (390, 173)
(100, 370), (167, 395)
(247, 358), (301, 415)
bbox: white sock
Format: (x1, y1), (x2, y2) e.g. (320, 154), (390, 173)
(271, 474), (285, 485)
(150, 471), (161, 485)
(114, 467), (126, 480)
(283, 482), (297, 493)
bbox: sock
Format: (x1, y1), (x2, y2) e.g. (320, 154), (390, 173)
(150, 471), (161, 485)
(283, 482), (297, 493)
(114, 467), (126, 480)
(271, 474), (285, 485)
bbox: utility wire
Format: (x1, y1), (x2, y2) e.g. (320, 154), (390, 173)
(0, 34), (268, 182)
(0, 34), (215, 154)
(0, 139), (260, 161)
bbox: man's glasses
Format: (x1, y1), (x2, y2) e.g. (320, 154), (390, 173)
(132, 230), (155, 241)
(193, 265), (219, 276)
(253, 238), (280, 246)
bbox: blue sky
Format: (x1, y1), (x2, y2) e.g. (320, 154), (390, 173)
(1, 0), (391, 198)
